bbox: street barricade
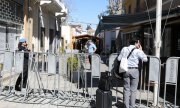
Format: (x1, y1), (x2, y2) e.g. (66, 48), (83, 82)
(0, 50), (101, 107)
(0, 51), (14, 100)
(139, 56), (161, 107)
(164, 57), (180, 108)
(108, 53), (119, 103)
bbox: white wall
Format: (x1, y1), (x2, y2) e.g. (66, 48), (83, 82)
(61, 26), (71, 49)
(32, 4), (57, 52)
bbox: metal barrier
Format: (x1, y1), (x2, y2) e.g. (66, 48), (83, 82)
(0, 51), (15, 100)
(108, 53), (119, 103)
(0, 51), (101, 107)
(164, 57), (180, 108)
(142, 56), (161, 107)
(108, 53), (162, 107)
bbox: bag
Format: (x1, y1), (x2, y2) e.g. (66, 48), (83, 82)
(98, 72), (111, 91)
(113, 48), (135, 79)
(119, 57), (128, 73)
(112, 58), (124, 79)
(96, 89), (112, 108)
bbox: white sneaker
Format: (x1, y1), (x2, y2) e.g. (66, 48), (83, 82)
(21, 88), (26, 95)
(15, 91), (21, 95)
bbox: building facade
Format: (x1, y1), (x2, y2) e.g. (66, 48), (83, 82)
(23, 0), (67, 53)
(122, 0), (180, 57)
(96, 0), (180, 104)
(0, 0), (67, 53)
(124, 0), (179, 14)
(109, 0), (125, 14)
(121, 0), (180, 104)
(0, 0), (24, 51)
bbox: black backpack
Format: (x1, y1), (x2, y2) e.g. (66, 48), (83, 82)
(112, 57), (124, 79)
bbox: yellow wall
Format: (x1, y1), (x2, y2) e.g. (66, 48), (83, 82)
(69, 28), (74, 49)
(124, 0), (146, 14)
(124, 0), (136, 14)
(23, 0), (33, 50)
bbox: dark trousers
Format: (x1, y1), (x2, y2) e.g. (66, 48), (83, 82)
(88, 55), (92, 66)
(15, 65), (28, 88)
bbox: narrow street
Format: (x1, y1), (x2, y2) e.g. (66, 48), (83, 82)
(0, 0), (180, 108)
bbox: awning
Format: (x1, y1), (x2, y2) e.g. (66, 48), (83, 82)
(73, 34), (100, 40)
(40, 0), (67, 15)
(95, 7), (180, 36)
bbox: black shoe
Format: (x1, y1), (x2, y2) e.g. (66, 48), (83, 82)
(15, 86), (21, 91)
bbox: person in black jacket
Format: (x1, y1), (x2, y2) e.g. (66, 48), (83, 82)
(15, 37), (30, 91)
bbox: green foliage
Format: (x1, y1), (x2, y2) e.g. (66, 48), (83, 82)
(59, 47), (65, 53)
(67, 55), (78, 71)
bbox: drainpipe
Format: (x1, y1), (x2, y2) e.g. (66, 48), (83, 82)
(38, 6), (40, 52)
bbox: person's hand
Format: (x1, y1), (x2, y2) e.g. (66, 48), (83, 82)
(139, 44), (142, 50)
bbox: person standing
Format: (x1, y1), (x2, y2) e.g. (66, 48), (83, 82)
(118, 37), (148, 108)
(15, 37), (30, 91)
(87, 40), (97, 68)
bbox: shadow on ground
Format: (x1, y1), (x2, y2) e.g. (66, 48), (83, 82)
(71, 71), (124, 88)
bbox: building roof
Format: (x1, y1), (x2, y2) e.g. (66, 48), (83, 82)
(95, 7), (180, 36)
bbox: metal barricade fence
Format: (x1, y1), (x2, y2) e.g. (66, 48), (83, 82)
(0, 51), (15, 100)
(0, 51), (101, 107)
(108, 53), (119, 104)
(142, 56), (161, 107)
(164, 57), (180, 108)
(108, 53), (162, 107)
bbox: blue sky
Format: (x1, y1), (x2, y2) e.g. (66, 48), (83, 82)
(65, 0), (108, 30)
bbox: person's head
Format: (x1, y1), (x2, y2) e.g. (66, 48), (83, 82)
(87, 40), (92, 45)
(18, 37), (27, 48)
(129, 37), (141, 48)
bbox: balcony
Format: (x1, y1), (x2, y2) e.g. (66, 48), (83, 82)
(40, 0), (67, 16)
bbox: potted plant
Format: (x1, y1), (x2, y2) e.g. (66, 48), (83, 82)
(67, 55), (78, 82)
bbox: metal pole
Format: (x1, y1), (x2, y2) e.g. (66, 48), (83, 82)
(153, 0), (162, 106)
(28, 0), (30, 46)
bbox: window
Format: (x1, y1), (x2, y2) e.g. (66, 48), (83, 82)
(147, 0), (156, 9)
(9, 0), (23, 20)
(144, 28), (154, 55)
(161, 28), (171, 57)
(49, 29), (54, 45)
(49, 29), (54, 52)
(40, 27), (45, 48)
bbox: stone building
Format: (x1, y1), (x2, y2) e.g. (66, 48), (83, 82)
(0, 0), (68, 53)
